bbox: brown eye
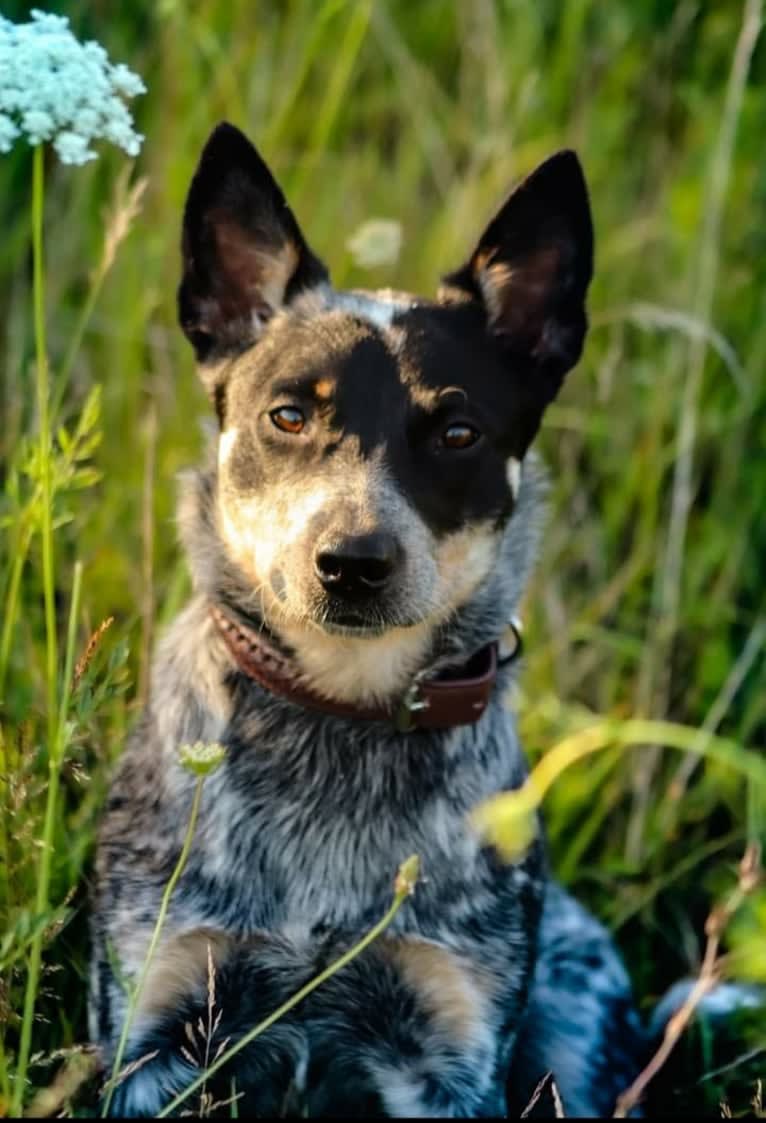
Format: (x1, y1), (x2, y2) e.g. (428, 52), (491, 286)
(442, 423), (480, 450)
(270, 406), (305, 434)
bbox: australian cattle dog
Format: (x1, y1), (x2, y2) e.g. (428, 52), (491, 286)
(90, 123), (647, 1116)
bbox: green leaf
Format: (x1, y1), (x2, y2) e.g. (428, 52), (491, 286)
(74, 384), (102, 441)
(57, 425), (72, 456)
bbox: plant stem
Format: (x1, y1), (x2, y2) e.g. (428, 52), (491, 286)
(613, 844), (761, 1116)
(530, 719), (766, 801)
(0, 519), (34, 910)
(0, 724), (9, 916)
(289, 0), (372, 200)
(101, 776), (207, 1117)
(51, 169), (147, 421)
(51, 280), (103, 420)
(58, 561), (83, 731)
(12, 142), (60, 1118)
(472, 718), (766, 861)
(12, 563), (81, 1112)
(30, 144), (58, 758)
(0, 517), (34, 701)
(156, 855), (420, 1118)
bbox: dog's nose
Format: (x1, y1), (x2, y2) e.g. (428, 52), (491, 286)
(314, 533), (399, 598)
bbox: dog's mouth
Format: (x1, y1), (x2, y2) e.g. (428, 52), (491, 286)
(311, 604), (423, 637)
(320, 619), (389, 637)
(261, 573), (427, 640)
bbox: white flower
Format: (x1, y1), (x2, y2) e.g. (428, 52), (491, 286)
(178, 741), (227, 777)
(0, 112), (20, 153)
(0, 9), (145, 165)
(53, 130), (95, 166)
(22, 109), (55, 143)
(346, 219), (403, 268)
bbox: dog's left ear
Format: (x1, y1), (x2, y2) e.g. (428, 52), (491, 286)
(439, 150), (593, 403)
(179, 122), (329, 377)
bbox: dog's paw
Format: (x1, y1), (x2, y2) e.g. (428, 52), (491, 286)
(99, 925), (317, 1116)
(105, 1020), (308, 1118)
(303, 936), (501, 1117)
(106, 1052), (198, 1118)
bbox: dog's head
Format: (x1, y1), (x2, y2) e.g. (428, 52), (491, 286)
(178, 123), (592, 703)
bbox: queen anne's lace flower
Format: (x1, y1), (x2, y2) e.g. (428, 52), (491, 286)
(0, 9), (145, 165)
(178, 741), (227, 777)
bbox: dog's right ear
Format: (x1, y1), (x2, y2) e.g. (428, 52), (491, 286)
(178, 123), (328, 384)
(439, 151), (593, 417)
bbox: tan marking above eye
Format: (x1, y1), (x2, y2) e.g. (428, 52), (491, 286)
(314, 378), (333, 400)
(442, 423), (480, 449)
(271, 406), (305, 434)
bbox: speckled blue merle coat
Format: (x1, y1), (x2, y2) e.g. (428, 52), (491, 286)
(90, 123), (645, 1118)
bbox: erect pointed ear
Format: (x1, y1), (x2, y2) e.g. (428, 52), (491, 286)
(178, 123), (329, 375)
(439, 150), (593, 402)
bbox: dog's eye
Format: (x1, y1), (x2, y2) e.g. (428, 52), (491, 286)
(270, 406), (305, 435)
(442, 423), (480, 450)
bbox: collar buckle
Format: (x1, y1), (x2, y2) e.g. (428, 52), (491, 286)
(393, 679), (430, 733)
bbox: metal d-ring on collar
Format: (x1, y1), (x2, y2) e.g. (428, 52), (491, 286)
(497, 616), (524, 668)
(393, 617), (524, 733)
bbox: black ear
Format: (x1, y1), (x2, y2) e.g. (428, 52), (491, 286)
(178, 122), (329, 372)
(440, 150), (593, 402)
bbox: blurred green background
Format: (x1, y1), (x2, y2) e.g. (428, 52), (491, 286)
(1, 0), (765, 1112)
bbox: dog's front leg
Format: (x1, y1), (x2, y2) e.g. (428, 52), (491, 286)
(102, 927), (313, 1118)
(303, 934), (503, 1118)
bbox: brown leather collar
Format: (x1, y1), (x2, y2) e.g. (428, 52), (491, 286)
(210, 603), (502, 731)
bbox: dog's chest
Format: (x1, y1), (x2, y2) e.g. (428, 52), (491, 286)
(182, 704), (526, 936)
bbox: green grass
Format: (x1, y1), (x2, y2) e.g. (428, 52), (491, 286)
(1, 0), (765, 1114)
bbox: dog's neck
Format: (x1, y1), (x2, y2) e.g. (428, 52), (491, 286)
(210, 601), (512, 730)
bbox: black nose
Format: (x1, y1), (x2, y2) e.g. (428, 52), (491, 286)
(314, 533), (400, 599)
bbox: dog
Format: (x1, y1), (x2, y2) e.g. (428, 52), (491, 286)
(89, 122), (648, 1117)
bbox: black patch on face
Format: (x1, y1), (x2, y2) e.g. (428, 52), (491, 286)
(391, 300), (543, 531)
(221, 304), (529, 538)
